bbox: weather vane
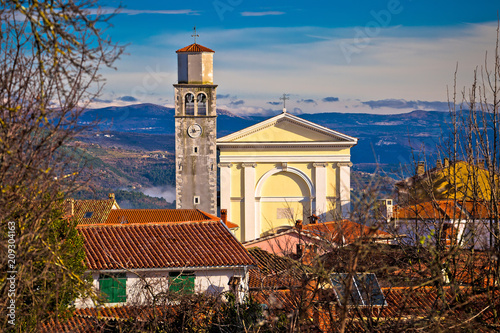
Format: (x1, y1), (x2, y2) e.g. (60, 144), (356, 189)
(191, 26), (199, 44)
(280, 93), (290, 112)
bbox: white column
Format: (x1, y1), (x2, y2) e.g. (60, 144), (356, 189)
(338, 162), (352, 218)
(242, 163), (257, 241)
(313, 163), (327, 220)
(218, 162), (232, 220)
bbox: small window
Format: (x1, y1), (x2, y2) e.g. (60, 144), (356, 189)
(169, 272), (195, 294)
(84, 212), (93, 218)
(193, 147), (198, 154)
(99, 273), (127, 303)
(194, 196), (200, 205)
(197, 93), (207, 115)
(185, 93), (195, 115)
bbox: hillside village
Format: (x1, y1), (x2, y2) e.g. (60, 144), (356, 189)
(3, 2), (500, 332)
(38, 41), (500, 332)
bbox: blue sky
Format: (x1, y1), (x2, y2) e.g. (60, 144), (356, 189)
(91, 0), (500, 115)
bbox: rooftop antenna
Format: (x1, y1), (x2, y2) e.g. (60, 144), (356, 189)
(191, 26), (199, 44)
(280, 93), (290, 113)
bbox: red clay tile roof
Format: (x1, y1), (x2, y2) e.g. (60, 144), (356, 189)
(75, 306), (152, 320)
(379, 286), (500, 325)
(393, 251), (496, 288)
(250, 289), (299, 310)
(41, 306), (183, 332)
(41, 316), (101, 333)
(72, 198), (118, 225)
(394, 200), (465, 220)
(176, 43), (215, 53)
(77, 208), (238, 229)
(79, 221), (256, 270)
(224, 220), (239, 229)
(41, 302), (215, 332)
(303, 220), (392, 245)
(247, 247), (305, 290)
(101, 209), (217, 225)
(461, 201), (500, 219)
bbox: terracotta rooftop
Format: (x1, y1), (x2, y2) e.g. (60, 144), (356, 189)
(247, 247), (305, 290)
(42, 315), (100, 333)
(303, 220), (393, 245)
(393, 200), (465, 220)
(176, 43), (215, 53)
(79, 221), (256, 270)
(102, 209), (217, 225)
(462, 201), (500, 219)
(71, 198), (119, 225)
(75, 208), (238, 230)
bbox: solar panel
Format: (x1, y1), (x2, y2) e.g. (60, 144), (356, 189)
(330, 273), (386, 307)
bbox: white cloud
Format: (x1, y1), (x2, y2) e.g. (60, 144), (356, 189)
(100, 22), (500, 114)
(90, 7), (200, 15)
(241, 11), (285, 17)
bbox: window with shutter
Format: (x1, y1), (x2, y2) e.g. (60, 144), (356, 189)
(169, 272), (195, 294)
(99, 273), (127, 303)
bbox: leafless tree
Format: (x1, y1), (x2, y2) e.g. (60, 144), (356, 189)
(0, 1), (122, 331)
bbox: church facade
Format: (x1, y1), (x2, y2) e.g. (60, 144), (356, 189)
(218, 112), (357, 242)
(173, 41), (357, 242)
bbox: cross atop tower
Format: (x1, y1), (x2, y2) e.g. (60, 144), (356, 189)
(280, 93), (290, 113)
(191, 26), (199, 44)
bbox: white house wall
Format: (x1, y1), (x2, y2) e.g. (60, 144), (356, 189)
(75, 268), (248, 308)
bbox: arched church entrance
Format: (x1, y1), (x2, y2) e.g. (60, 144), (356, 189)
(256, 168), (313, 236)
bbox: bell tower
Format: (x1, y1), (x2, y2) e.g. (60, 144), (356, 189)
(174, 39), (217, 214)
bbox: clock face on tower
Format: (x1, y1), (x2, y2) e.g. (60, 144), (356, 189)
(187, 123), (203, 138)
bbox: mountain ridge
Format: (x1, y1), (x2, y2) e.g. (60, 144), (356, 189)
(79, 103), (453, 169)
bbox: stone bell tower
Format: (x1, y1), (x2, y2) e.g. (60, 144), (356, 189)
(174, 38), (217, 214)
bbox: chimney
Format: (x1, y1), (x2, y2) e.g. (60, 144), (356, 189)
(309, 214), (319, 225)
(221, 209), (228, 224)
(68, 198), (75, 216)
(295, 219), (303, 230)
(417, 161), (425, 176)
(444, 158), (450, 168)
(301, 245), (316, 266)
(436, 159), (443, 169)
(478, 158), (485, 168)
(109, 193), (115, 201)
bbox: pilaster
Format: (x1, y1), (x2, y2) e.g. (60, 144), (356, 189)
(337, 162), (352, 218)
(242, 163), (257, 241)
(218, 162), (232, 220)
(313, 162), (328, 219)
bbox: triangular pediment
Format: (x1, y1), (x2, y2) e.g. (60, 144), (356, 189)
(218, 112), (357, 144)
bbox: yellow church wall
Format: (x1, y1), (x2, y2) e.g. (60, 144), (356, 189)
(292, 163), (313, 180)
(260, 201), (306, 234)
(237, 121), (340, 142)
(327, 164), (338, 197)
(326, 200), (340, 220)
(261, 172), (310, 197)
(219, 147), (351, 157)
(230, 200), (244, 240)
(255, 163), (275, 183)
(254, 163), (313, 195)
(230, 164), (244, 198)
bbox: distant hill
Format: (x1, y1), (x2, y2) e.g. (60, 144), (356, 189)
(80, 103), (454, 172)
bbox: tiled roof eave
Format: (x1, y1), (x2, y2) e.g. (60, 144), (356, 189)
(176, 43), (215, 53)
(77, 219), (217, 228)
(85, 264), (256, 274)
